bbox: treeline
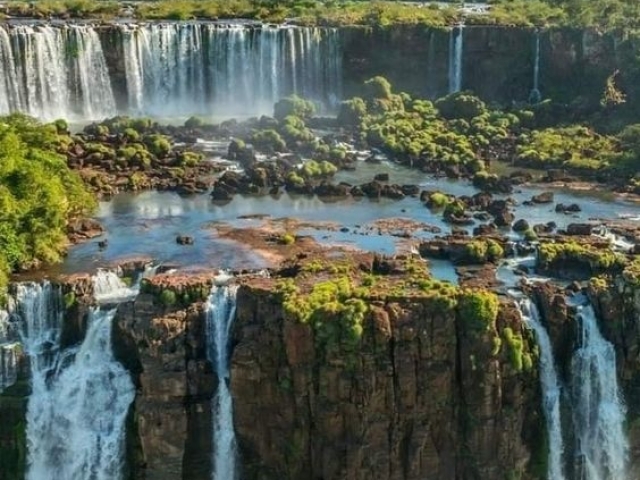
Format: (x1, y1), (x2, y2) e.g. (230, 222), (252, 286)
(2, 0), (640, 30)
(0, 115), (95, 293)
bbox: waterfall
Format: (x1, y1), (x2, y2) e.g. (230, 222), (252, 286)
(11, 280), (135, 480)
(571, 300), (628, 480)
(205, 283), (239, 480)
(0, 308), (20, 392)
(120, 23), (342, 117)
(448, 24), (464, 94)
(92, 264), (158, 303)
(529, 30), (542, 104)
(518, 298), (566, 480)
(0, 25), (116, 121)
(0, 23), (343, 120)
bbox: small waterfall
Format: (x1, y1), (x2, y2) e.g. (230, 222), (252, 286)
(448, 24), (464, 94)
(92, 264), (158, 303)
(205, 283), (239, 480)
(518, 298), (566, 480)
(571, 300), (628, 480)
(0, 308), (20, 392)
(0, 25), (116, 121)
(11, 280), (135, 480)
(529, 31), (542, 104)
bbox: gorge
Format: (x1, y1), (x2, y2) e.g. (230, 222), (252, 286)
(4, 9), (640, 480)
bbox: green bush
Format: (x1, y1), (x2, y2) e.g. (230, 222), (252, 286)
(435, 92), (487, 120)
(337, 97), (367, 126)
(144, 134), (172, 158)
(274, 95), (315, 121)
(251, 129), (287, 152)
(458, 290), (499, 333)
(159, 289), (177, 306)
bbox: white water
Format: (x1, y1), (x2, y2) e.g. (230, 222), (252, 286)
(0, 23), (343, 120)
(529, 31), (542, 104)
(205, 283), (239, 480)
(571, 300), (628, 480)
(92, 264), (158, 304)
(118, 23), (342, 117)
(0, 25), (116, 121)
(518, 298), (566, 480)
(0, 308), (20, 392)
(448, 24), (464, 94)
(12, 281), (135, 480)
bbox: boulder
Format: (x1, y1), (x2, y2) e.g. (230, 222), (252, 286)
(531, 191), (554, 204)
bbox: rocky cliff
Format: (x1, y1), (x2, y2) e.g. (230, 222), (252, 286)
(228, 258), (543, 480)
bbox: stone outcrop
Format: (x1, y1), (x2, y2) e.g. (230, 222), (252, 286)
(113, 293), (213, 480)
(230, 280), (542, 480)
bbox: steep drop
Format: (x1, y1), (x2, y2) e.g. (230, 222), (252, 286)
(0, 25), (116, 121)
(0, 23), (343, 120)
(205, 283), (239, 480)
(518, 298), (566, 480)
(13, 279), (135, 480)
(571, 300), (628, 480)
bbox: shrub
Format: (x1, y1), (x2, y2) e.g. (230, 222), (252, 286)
(337, 97), (367, 126)
(159, 289), (177, 306)
(251, 129), (287, 152)
(274, 95), (315, 121)
(435, 92), (487, 120)
(144, 134), (171, 158)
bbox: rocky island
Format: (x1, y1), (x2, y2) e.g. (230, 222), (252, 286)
(3, 1), (640, 479)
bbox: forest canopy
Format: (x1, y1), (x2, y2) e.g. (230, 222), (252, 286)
(0, 114), (96, 292)
(2, 0), (640, 30)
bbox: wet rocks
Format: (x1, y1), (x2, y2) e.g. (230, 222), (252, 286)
(176, 235), (194, 245)
(512, 219), (530, 233)
(66, 218), (104, 244)
(565, 223), (593, 236)
(531, 191), (554, 204)
(555, 203), (581, 214)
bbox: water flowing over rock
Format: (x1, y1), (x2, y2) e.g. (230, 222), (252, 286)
(11, 280), (135, 480)
(571, 299), (628, 480)
(518, 298), (566, 480)
(0, 23), (342, 120)
(0, 309), (19, 393)
(206, 283), (239, 480)
(448, 24), (464, 94)
(121, 24), (342, 117)
(530, 30), (542, 103)
(0, 25), (116, 121)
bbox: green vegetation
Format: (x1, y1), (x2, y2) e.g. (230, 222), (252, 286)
(279, 277), (367, 361)
(538, 241), (627, 273)
(2, 0), (640, 31)
(464, 239), (505, 264)
(0, 114), (96, 292)
(457, 290), (499, 333)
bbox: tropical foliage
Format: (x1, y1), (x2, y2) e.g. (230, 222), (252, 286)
(0, 114), (95, 291)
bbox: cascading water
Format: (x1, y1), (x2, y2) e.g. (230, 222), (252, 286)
(518, 298), (566, 480)
(12, 279), (135, 480)
(529, 30), (542, 104)
(448, 24), (464, 94)
(0, 308), (19, 392)
(205, 282), (239, 480)
(0, 23), (343, 120)
(0, 24), (116, 120)
(121, 23), (342, 117)
(571, 299), (628, 480)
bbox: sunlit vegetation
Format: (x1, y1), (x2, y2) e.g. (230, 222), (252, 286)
(3, 0), (640, 30)
(0, 114), (96, 291)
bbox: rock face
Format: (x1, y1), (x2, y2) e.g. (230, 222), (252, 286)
(341, 26), (619, 106)
(230, 283), (542, 480)
(113, 295), (214, 480)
